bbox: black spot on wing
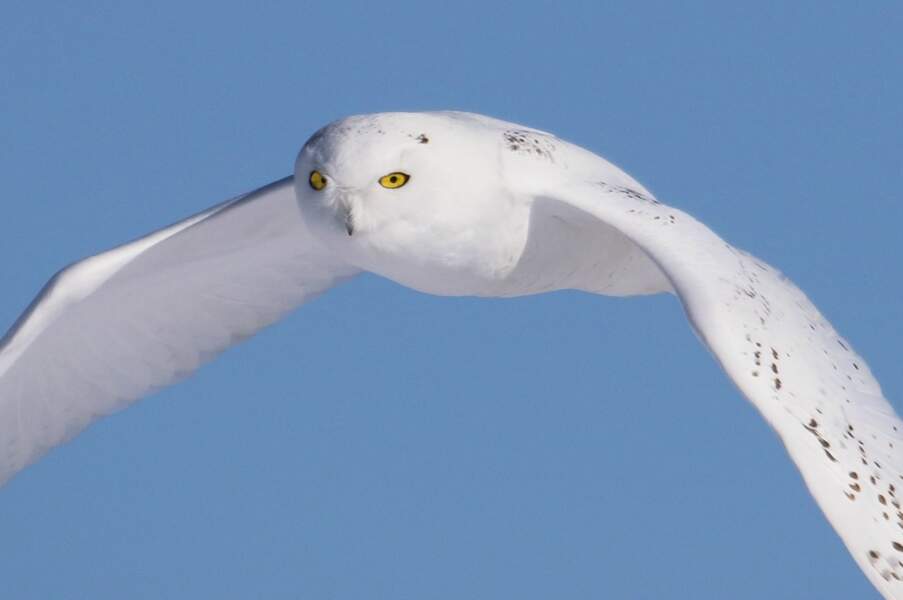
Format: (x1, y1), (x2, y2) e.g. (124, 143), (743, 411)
(503, 129), (557, 161)
(597, 181), (660, 205)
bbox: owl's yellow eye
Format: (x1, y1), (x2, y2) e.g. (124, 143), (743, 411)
(379, 172), (410, 189)
(309, 170), (327, 191)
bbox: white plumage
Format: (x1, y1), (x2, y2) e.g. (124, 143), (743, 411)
(2, 111), (900, 598)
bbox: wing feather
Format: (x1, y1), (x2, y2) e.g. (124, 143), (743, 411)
(0, 176), (358, 485)
(539, 183), (903, 598)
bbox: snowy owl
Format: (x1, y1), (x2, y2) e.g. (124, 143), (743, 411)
(1, 111), (900, 598)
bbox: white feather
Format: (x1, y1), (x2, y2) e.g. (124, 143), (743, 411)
(0, 177), (358, 483)
(535, 182), (903, 597)
(2, 110), (899, 598)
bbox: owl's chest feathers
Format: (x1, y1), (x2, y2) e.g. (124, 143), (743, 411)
(350, 193), (536, 297)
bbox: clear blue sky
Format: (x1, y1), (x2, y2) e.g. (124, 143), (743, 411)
(2, 2), (901, 598)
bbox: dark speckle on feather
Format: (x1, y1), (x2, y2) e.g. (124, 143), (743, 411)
(503, 129), (556, 162)
(596, 181), (660, 205)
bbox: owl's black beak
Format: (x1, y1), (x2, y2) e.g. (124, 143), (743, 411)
(336, 195), (354, 236)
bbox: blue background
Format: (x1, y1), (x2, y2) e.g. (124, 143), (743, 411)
(2, 2), (901, 598)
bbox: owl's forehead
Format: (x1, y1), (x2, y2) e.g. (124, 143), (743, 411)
(303, 113), (439, 165)
(303, 111), (512, 168)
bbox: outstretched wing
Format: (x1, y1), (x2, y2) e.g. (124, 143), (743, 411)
(536, 183), (903, 598)
(0, 176), (358, 486)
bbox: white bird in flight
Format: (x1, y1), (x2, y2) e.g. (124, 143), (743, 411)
(1, 111), (900, 598)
